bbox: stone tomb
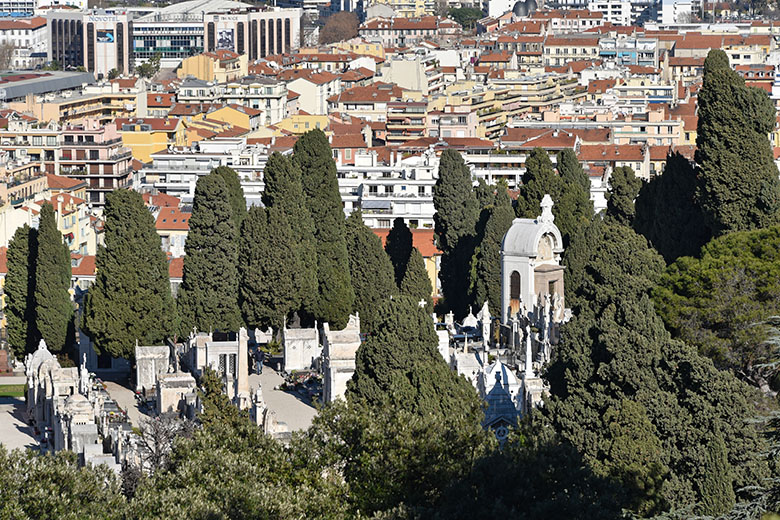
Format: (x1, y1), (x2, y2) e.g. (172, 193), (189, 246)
(321, 314), (361, 403)
(282, 325), (320, 372)
(134, 344), (170, 393)
(156, 372), (197, 414)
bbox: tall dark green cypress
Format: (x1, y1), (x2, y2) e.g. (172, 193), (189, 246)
(433, 149), (479, 318)
(261, 152), (317, 317)
(178, 173), (241, 334)
(347, 295), (479, 417)
(545, 217), (768, 515)
(557, 148), (590, 192)
(5, 225), (37, 356)
(516, 150), (592, 246)
(344, 211), (397, 333)
(34, 203), (73, 353)
(385, 217), (413, 288)
(634, 152), (711, 263)
(400, 248), (433, 315)
(605, 166), (641, 226)
(472, 186), (514, 316)
(293, 129), (354, 329)
(213, 166), (247, 231)
(238, 206), (300, 330)
(82, 190), (177, 359)
(696, 49), (780, 234)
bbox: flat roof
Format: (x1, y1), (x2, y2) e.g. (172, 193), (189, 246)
(0, 71), (95, 101)
(136, 0), (250, 21)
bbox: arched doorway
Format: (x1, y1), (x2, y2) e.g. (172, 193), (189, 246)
(509, 271), (521, 316)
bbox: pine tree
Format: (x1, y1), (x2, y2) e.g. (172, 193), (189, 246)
(434, 149), (479, 318)
(696, 49), (780, 234)
(385, 217), (413, 288)
(177, 173), (241, 334)
(344, 211), (396, 333)
(213, 166), (247, 231)
(82, 190), (177, 359)
(294, 129), (354, 329)
(634, 151), (711, 263)
(400, 248), (433, 315)
(34, 202), (73, 353)
(544, 217), (769, 515)
(238, 206), (300, 330)
(472, 186), (515, 316)
(5, 224), (37, 356)
(557, 148), (590, 192)
(261, 152), (317, 317)
(605, 166), (641, 226)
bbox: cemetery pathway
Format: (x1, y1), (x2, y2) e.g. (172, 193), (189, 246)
(104, 381), (145, 427)
(0, 397), (36, 451)
(248, 369), (317, 432)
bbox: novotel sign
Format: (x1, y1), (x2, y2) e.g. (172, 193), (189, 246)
(88, 16), (118, 22)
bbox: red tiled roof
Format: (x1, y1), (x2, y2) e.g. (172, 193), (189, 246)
(373, 228), (440, 257)
(331, 134), (367, 148)
(147, 93), (175, 108)
(70, 254), (96, 276)
(578, 144), (645, 162)
(328, 82), (404, 104)
(0, 16), (45, 30)
(156, 207), (191, 230)
(46, 173), (83, 191)
(169, 257), (183, 279)
(143, 192), (181, 208)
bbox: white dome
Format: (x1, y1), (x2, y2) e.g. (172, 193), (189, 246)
(501, 195), (563, 258)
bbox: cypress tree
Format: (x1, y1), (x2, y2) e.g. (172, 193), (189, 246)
(261, 152), (317, 317)
(433, 149), (479, 318)
(385, 217), (413, 287)
(472, 186), (515, 316)
(293, 129), (354, 329)
(238, 206), (301, 330)
(82, 190), (177, 359)
(517, 152), (592, 246)
(545, 217), (769, 515)
(605, 166), (641, 226)
(347, 295), (479, 417)
(212, 166), (247, 230)
(523, 147), (555, 185)
(34, 202), (73, 353)
(634, 152), (711, 263)
(400, 247), (433, 315)
(5, 224), (37, 356)
(344, 211), (396, 333)
(557, 148), (590, 192)
(178, 173), (241, 334)
(696, 49), (780, 234)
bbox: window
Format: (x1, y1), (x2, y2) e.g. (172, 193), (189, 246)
(32, 136), (42, 146)
(418, 186), (425, 196)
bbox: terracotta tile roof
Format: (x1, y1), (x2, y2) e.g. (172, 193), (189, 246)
(544, 36), (600, 47)
(279, 69), (340, 84)
(668, 56), (705, 67)
(46, 173), (84, 191)
(328, 82), (404, 104)
(399, 136), (495, 151)
(502, 128), (576, 149)
(147, 93), (175, 108)
(479, 51), (513, 62)
(498, 21), (544, 34)
(225, 103), (263, 116)
(373, 228), (440, 257)
(143, 192), (181, 207)
(111, 78), (139, 89)
(578, 144), (645, 162)
(287, 90), (300, 100)
(202, 49), (241, 62)
(156, 207), (191, 231)
(269, 135), (299, 152)
(169, 103), (219, 116)
(0, 247), (6, 274)
(0, 16), (45, 30)
(169, 257), (183, 279)
(331, 134), (367, 148)
(627, 65), (659, 75)
(587, 78), (616, 94)
(70, 254), (96, 276)
(567, 127), (611, 143)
